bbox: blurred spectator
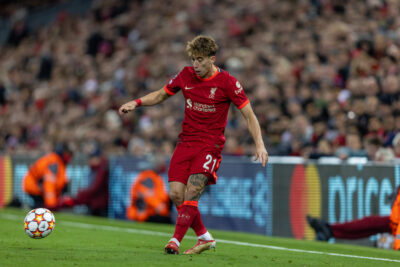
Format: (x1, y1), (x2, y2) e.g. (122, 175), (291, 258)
(36, 45), (54, 81)
(364, 135), (395, 162)
(393, 133), (400, 158)
(335, 132), (367, 160)
(23, 143), (73, 209)
(7, 19), (29, 47)
(0, 82), (6, 106)
(364, 136), (382, 160)
(126, 169), (170, 223)
(308, 139), (334, 159)
(375, 146), (395, 162)
(125, 155), (170, 223)
(57, 142), (109, 216)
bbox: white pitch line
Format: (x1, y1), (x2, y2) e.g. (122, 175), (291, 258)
(3, 213), (400, 263)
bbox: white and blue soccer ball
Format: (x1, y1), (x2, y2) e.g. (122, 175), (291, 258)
(24, 208), (56, 239)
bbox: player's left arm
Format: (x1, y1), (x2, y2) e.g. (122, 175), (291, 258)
(239, 103), (269, 167)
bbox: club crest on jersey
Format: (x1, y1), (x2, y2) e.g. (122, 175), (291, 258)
(209, 87), (217, 99)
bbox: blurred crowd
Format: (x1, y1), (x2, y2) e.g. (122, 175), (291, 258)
(2, 0), (400, 162)
(0, 0), (61, 18)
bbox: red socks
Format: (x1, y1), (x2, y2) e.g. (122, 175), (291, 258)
(191, 207), (207, 236)
(173, 201), (207, 242)
(173, 201), (197, 242)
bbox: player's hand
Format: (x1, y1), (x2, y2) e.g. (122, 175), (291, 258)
(119, 101), (138, 115)
(254, 146), (269, 167)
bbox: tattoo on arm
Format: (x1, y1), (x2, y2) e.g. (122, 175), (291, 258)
(187, 174), (208, 201)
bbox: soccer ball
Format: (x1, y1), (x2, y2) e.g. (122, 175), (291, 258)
(24, 208), (56, 239)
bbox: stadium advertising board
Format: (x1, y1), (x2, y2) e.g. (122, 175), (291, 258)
(197, 157), (273, 236)
(0, 156), (12, 207)
(109, 156), (273, 236)
(9, 156), (89, 209)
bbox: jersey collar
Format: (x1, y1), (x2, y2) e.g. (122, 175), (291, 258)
(195, 66), (220, 81)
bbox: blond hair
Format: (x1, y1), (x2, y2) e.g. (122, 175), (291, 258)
(186, 35), (219, 57)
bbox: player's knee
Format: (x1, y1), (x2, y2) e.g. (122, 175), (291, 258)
(169, 190), (184, 206)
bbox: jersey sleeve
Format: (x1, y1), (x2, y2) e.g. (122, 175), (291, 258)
(225, 74), (249, 109)
(163, 68), (185, 96)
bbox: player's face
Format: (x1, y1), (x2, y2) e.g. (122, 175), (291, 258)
(191, 55), (215, 78)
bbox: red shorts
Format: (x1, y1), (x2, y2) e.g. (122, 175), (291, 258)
(168, 141), (222, 185)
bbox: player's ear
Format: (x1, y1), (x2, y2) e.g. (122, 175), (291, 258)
(210, 56), (216, 63)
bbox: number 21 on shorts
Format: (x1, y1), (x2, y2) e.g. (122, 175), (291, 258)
(203, 154), (217, 172)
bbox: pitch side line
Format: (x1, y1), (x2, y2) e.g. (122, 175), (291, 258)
(3, 213), (400, 263)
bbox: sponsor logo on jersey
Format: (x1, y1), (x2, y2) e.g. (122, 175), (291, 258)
(235, 81), (243, 95)
(193, 102), (216, 112)
(186, 98), (193, 109)
(185, 86), (195, 90)
(209, 87), (217, 99)
(186, 98), (216, 113)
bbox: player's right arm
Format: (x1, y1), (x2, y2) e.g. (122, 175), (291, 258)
(119, 88), (170, 115)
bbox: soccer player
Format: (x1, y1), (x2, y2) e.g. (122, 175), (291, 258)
(119, 35), (268, 254)
(307, 186), (400, 250)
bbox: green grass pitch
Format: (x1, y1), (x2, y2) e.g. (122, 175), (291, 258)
(0, 207), (399, 266)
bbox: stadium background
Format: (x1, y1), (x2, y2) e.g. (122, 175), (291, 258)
(1, 0), (400, 249)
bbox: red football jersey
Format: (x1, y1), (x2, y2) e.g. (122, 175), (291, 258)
(164, 66), (249, 148)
